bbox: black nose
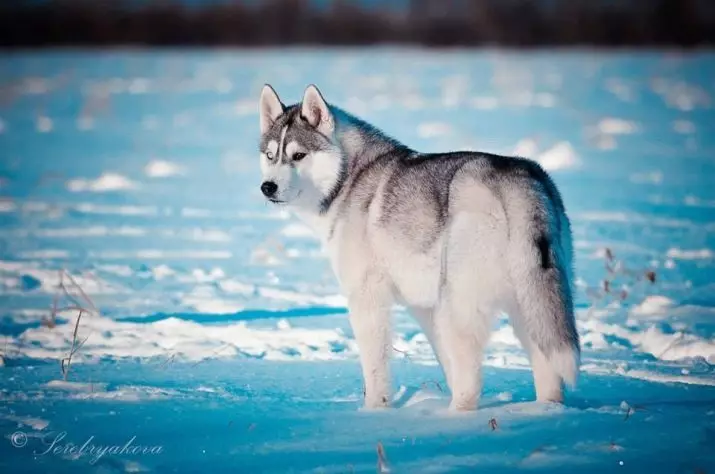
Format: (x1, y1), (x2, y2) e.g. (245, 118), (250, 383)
(261, 181), (278, 197)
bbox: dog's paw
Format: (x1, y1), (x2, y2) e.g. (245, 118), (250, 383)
(361, 394), (390, 411)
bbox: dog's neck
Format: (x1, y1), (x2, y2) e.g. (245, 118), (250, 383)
(332, 106), (408, 173)
(289, 106), (409, 243)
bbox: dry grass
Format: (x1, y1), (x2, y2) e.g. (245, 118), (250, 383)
(376, 441), (390, 473)
(41, 269), (99, 380)
(583, 247), (657, 317)
(489, 418), (499, 431)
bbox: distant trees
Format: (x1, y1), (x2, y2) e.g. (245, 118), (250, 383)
(0, 0), (713, 47)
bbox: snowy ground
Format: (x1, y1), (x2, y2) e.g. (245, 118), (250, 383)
(0, 49), (714, 473)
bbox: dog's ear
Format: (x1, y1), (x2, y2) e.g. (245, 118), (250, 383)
(301, 85), (334, 135)
(259, 84), (285, 134)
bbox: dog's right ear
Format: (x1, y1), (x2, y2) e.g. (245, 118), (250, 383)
(259, 84), (285, 135)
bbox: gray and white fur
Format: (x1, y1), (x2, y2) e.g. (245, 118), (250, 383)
(258, 84), (579, 411)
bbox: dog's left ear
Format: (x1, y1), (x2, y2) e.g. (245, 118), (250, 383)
(260, 84), (285, 135)
(301, 85), (334, 135)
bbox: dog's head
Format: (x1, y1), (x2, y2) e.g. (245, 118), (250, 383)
(258, 84), (344, 212)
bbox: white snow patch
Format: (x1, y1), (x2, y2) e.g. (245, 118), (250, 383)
(181, 296), (243, 314)
(0, 414), (50, 430)
(574, 211), (696, 229)
(673, 120), (696, 134)
(89, 250), (232, 260)
(21, 77), (50, 95)
(0, 261), (126, 295)
(96, 264), (134, 277)
(36, 115), (53, 133)
(235, 98), (256, 116)
(70, 385), (179, 402)
(666, 248), (714, 260)
(630, 296), (675, 316)
(401, 95), (425, 110)
(32, 226), (145, 238)
(77, 115), (94, 131)
(186, 228), (232, 242)
(67, 173), (138, 192)
(181, 207), (212, 218)
(189, 267), (226, 283)
(0, 199), (16, 213)
(3, 315), (353, 363)
(683, 195), (715, 208)
(580, 319), (715, 364)
(17, 250), (70, 259)
(417, 122), (451, 138)
(619, 370), (715, 387)
(653, 79), (710, 111)
(251, 247), (284, 266)
(257, 287), (347, 307)
(144, 160), (186, 178)
(74, 203), (157, 216)
(45, 380), (109, 392)
(535, 142), (578, 171)
(512, 138), (539, 158)
(280, 223), (316, 238)
(218, 279), (256, 295)
(469, 96), (499, 110)
(598, 118), (638, 135)
(630, 171), (663, 184)
(494, 391), (513, 402)
(152, 264), (175, 280)
(605, 78), (634, 102)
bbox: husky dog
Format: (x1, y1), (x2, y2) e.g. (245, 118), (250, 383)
(258, 84), (579, 411)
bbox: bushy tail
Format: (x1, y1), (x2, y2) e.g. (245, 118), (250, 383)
(504, 188), (580, 386)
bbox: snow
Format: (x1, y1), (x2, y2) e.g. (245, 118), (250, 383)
(666, 248), (714, 260)
(67, 173), (138, 192)
(0, 199), (16, 213)
(673, 120), (696, 134)
(1, 49), (715, 473)
(144, 159), (186, 178)
(630, 295), (675, 315)
(597, 118), (639, 135)
(280, 223), (316, 238)
(535, 141), (578, 171)
(417, 122), (452, 138)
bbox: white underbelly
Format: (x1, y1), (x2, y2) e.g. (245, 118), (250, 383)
(384, 242), (442, 309)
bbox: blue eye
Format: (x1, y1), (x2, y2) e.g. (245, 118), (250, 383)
(293, 152), (307, 161)
(266, 151), (274, 160)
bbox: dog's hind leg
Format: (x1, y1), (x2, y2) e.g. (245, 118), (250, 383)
(507, 300), (566, 402)
(434, 299), (495, 411)
(411, 306), (452, 387)
(434, 212), (503, 411)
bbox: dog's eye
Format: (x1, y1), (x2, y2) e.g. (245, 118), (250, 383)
(265, 151), (274, 160)
(293, 152), (307, 162)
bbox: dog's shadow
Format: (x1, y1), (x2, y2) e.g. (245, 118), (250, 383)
(390, 384), (519, 415)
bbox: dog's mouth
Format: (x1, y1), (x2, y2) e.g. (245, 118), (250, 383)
(268, 191), (301, 205)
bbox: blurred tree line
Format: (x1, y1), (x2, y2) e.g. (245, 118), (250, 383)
(1, 0), (713, 47)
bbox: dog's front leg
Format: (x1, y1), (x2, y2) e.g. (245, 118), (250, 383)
(348, 286), (392, 410)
